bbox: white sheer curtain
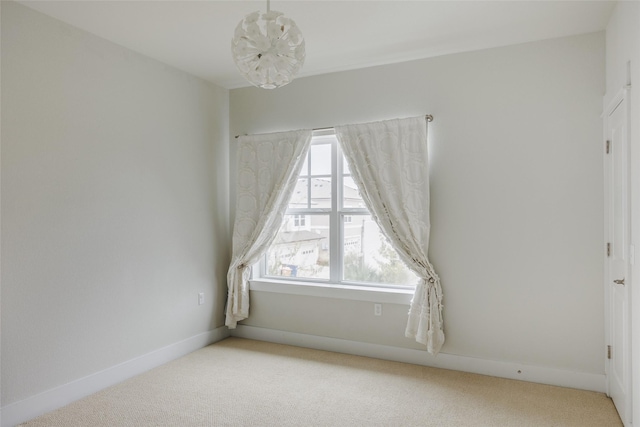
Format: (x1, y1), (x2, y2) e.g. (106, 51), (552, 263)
(335, 117), (444, 355)
(226, 130), (312, 329)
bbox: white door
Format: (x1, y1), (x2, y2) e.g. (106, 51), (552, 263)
(605, 91), (631, 425)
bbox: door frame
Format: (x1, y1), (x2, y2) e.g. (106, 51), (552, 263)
(603, 85), (633, 425)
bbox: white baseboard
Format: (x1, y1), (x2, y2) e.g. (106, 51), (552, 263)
(2, 327), (230, 427)
(231, 325), (606, 394)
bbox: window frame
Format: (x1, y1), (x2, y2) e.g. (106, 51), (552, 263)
(257, 130), (415, 291)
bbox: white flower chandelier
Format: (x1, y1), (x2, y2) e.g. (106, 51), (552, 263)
(231, 0), (305, 89)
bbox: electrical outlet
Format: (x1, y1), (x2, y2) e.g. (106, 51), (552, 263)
(198, 292), (204, 305)
(374, 303), (382, 316)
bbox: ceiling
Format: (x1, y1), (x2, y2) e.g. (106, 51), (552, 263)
(19, 1), (616, 89)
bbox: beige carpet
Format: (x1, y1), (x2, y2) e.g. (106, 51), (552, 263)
(21, 337), (622, 426)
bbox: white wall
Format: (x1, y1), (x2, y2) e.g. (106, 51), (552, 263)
(605, 2), (640, 423)
(1, 1), (230, 408)
(230, 32), (605, 375)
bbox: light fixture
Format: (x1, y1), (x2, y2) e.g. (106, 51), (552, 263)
(231, 0), (305, 89)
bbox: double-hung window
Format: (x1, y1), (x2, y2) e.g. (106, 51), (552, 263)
(262, 131), (417, 288)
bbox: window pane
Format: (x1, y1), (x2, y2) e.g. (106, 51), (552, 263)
(342, 156), (351, 175)
(342, 176), (365, 208)
(310, 177), (331, 208)
(289, 178), (308, 209)
(310, 144), (331, 175)
(342, 215), (418, 286)
(300, 153), (309, 176)
(266, 214), (330, 280)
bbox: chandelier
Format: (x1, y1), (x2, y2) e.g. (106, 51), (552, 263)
(231, 0), (305, 89)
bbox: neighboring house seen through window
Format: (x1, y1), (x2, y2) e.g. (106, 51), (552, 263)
(263, 133), (417, 287)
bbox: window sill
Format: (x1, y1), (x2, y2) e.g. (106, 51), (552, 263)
(249, 278), (414, 304)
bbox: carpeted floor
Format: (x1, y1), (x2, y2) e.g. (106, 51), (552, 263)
(21, 337), (622, 426)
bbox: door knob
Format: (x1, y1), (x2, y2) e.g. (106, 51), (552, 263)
(613, 278), (625, 285)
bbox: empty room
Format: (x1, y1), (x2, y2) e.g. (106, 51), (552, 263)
(1, 0), (639, 426)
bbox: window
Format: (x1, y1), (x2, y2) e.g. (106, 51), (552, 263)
(263, 132), (417, 288)
(293, 214), (306, 227)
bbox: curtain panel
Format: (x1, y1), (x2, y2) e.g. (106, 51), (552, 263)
(335, 117), (444, 355)
(225, 130), (312, 329)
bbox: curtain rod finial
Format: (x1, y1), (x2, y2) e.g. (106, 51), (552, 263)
(426, 115), (433, 122)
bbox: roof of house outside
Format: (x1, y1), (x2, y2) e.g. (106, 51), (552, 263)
(289, 178), (361, 206)
(273, 230), (325, 245)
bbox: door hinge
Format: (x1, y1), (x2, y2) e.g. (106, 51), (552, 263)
(607, 242), (611, 257)
(606, 140), (610, 154)
(607, 345), (612, 360)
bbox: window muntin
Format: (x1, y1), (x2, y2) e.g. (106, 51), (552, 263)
(264, 133), (416, 288)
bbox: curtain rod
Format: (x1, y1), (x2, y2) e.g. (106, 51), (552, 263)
(234, 114), (433, 139)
